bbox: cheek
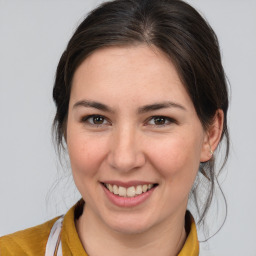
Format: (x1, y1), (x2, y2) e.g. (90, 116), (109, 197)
(148, 132), (202, 186)
(67, 126), (108, 182)
(67, 129), (110, 204)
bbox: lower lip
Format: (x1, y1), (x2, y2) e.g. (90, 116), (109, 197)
(102, 184), (156, 208)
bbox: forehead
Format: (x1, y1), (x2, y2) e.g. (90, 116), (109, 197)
(71, 45), (193, 111)
(73, 45), (180, 84)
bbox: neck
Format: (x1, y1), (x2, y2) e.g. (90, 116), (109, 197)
(76, 206), (187, 256)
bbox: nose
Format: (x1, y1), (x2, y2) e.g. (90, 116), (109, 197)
(107, 125), (146, 172)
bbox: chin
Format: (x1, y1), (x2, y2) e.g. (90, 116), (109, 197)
(111, 223), (151, 235)
(103, 214), (156, 235)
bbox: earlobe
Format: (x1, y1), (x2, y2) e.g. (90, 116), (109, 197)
(200, 109), (224, 162)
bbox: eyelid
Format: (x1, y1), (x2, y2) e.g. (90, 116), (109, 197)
(81, 114), (111, 126)
(145, 116), (177, 127)
(80, 114), (177, 128)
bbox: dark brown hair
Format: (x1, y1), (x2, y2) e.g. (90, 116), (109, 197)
(53, 0), (229, 230)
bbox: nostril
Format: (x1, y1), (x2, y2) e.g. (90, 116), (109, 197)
(107, 151), (146, 172)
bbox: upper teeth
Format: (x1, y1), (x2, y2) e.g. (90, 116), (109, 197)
(105, 184), (154, 197)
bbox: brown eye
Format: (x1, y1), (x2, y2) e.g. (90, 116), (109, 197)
(147, 116), (176, 127)
(82, 115), (109, 126)
(153, 117), (166, 125)
(92, 116), (105, 124)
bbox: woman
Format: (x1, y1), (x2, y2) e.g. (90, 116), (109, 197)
(0, 0), (229, 255)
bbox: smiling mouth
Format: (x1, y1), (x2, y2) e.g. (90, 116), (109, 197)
(102, 183), (158, 197)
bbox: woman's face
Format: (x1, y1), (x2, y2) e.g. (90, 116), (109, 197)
(67, 45), (209, 234)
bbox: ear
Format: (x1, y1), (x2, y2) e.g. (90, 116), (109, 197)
(200, 109), (224, 162)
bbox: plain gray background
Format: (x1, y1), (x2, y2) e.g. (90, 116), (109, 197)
(0, 0), (256, 255)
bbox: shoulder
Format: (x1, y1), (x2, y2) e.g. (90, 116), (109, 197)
(178, 211), (199, 256)
(0, 217), (58, 256)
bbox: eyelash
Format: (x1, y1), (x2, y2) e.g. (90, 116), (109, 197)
(146, 116), (177, 127)
(80, 115), (177, 128)
(81, 115), (111, 127)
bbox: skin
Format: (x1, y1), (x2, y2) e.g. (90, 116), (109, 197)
(66, 45), (223, 256)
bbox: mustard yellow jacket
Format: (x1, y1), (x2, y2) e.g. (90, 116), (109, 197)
(0, 200), (199, 255)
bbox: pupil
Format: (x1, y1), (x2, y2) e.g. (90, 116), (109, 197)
(155, 117), (165, 125)
(93, 116), (103, 124)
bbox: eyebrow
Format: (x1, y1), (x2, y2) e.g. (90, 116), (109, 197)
(73, 100), (186, 113)
(138, 102), (186, 114)
(73, 100), (114, 113)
